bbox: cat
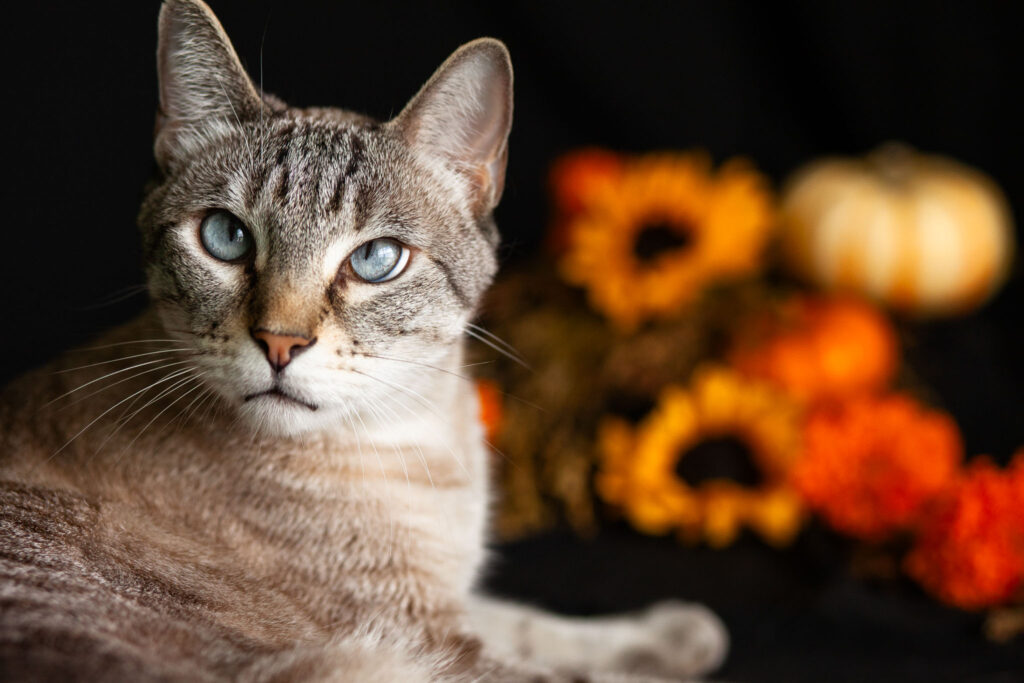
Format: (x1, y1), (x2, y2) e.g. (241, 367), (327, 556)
(0, 1), (727, 680)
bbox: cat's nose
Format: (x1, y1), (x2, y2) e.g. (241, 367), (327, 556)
(250, 329), (316, 372)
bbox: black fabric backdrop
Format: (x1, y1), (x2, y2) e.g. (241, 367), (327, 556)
(2, 2), (1022, 680)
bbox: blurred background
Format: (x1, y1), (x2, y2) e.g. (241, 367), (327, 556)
(2, 2), (1022, 680)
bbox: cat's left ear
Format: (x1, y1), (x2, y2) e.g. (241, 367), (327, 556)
(392, 39), (513, 213)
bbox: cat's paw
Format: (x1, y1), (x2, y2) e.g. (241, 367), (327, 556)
(610, 601), (728, 679)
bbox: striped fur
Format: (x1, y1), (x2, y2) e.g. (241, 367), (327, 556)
(0, 1), (727, 680)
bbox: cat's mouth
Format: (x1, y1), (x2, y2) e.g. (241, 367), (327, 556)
(243, 387), (318, 411)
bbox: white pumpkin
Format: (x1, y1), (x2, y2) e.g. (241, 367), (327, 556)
(779, 143), (1015, 314)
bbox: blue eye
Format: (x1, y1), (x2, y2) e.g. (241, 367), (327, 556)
(349, 238), (410, 283)
(200, 211), (254, 262)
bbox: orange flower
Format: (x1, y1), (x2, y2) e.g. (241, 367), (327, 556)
(475, 379), (503, 443)
(550, 148), (625, 216)
(547, 149), (625, 254)
(791, 394), (962, 540)
(905, 452), (1024, 609)
(596, 366), (804, 547)
(558, 152), (775, 330)
(731, 295), (898, 402)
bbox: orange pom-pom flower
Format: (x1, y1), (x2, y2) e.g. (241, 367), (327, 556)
(731, 295), (899, 403)
(475, 379), (503, 444)
(791, 393), (962, 540)
(905, 452), (1024, 609)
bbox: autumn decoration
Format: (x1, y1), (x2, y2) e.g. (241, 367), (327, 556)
(791, 394), (962, 540)
(547, 148), (624, 254)
(779, 143), (1015, 315)
(475, 379), (503, 444)
(730, 295), (898, 402)
(905, 452), (1024, 610)
(471, 145), (1021, 622)
(557, 151), (775, 330)
(595, 366), (804, 547)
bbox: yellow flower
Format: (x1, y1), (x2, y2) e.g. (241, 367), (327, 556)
(596, 366), (805, 547)
(559, 152), (775, 330)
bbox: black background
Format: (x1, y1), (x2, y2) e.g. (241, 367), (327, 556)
(2, 2), (1023, 681)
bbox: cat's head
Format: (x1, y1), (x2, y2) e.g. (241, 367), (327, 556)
(137, 0), (512, 436)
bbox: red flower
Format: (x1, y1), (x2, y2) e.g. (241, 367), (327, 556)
(905, 452), (1024, 609)
(791, 394), (962, 540)
(475, 379), (503, 444)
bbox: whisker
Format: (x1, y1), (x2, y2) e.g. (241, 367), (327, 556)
(155, 382), (213, 440)
(61, 360), (200, 416)
(177, 386), (215, 429)
(117, 375), (206, 458)
(258, 11), (270, 158)
(362, 394), (461, 542)
(76, 284), (148, 311)
(352, 408), (391, 504)
(342, 410), (368, 487)
(355, 353), (474, 383)
(357, 353), (547, 415)
(352, 369), (471, 479)
(214, 74), (256, 170)
(464, 327), (531, 370)
(111, 372), (198, 435)
(47, 358), (196, 407)
(466, 322), (530, 367)
(364, 395), (413, 490)
(460, 360), (496, 369)
(45, 367), (197, 462)
(71, 339), (191, 352)
(55, 347), (193, 375)
(346, 408), (396, 564)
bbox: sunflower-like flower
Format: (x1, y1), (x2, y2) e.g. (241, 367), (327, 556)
(791, 394), (962, 541)
(558, 152), (775, 330)
(596, 366), (804, 547)
(731, 295), (899, 403)
(905, 452), (1024, 610)
(547, 148), (625, 254)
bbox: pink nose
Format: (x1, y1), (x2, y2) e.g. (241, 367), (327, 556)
(251, 329), (315, 371)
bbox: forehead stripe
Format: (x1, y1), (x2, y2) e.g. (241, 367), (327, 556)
(327, 132), (366, 216)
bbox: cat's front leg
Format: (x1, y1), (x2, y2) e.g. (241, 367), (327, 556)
(465, 595), (727, 680)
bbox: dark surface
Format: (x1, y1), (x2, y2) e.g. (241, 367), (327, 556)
(487, 526), (1024, 682)
(2, 2), (1022, 681)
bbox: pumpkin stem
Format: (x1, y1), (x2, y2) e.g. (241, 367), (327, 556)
(870, 141), (916, 186)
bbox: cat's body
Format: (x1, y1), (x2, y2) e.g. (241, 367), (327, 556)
(1, 310), (488, 680)
(0, 2), (726, 680)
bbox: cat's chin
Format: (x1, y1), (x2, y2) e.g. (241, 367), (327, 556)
(234, 394), (345, 438)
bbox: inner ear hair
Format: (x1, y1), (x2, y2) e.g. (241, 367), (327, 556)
(391, 38), (514, 213)
(155, 0), (267, 169)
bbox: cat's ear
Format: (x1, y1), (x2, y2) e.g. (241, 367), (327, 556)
(392, 39), (513, 213)
(155, 0), (266, 169)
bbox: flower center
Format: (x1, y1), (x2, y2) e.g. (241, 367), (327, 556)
(632, 221), (692, 262)
(675, 435), (763, 487)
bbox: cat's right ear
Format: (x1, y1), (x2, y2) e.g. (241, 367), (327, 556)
(155, 0), (266, 170)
